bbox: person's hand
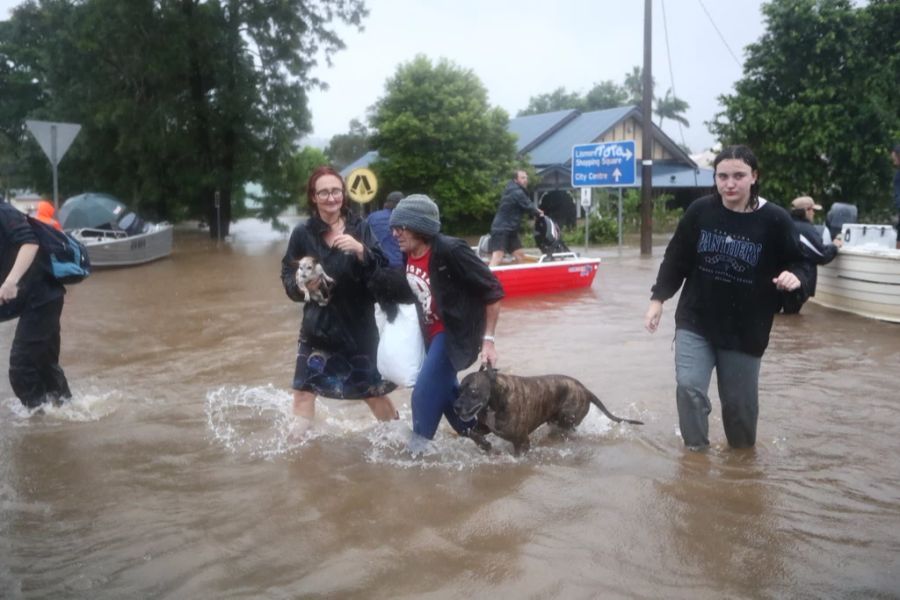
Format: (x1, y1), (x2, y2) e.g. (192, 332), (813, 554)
(0, 279), (18, 304)
(833, 236), (844, 248)
(332, 234), (364, 259)
(480, 339), (497, 367)
(773, 270), (801, 291)
(644, 300), (663, 333)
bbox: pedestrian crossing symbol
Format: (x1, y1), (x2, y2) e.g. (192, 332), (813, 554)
(347, 168), (378, 204)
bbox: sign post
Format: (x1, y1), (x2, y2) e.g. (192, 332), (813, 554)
(25, 120), (81, 210)
(580, 187), (591, 249)
(571, 140), (636, 251)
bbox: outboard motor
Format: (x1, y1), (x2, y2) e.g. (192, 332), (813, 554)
(534, 214), (572, 257)
(825, 202), (857, 239)
(118, 212), (146, 236)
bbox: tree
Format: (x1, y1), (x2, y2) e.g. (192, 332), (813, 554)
(370, 55), (518, 233)
(0, 0), (366, 237)
(518, 87), (583, 116)
(710, 0), (900, 214)
(654, 88), (690, 128)
(325, 118), (370, 171)
(584, 81), (630, 111)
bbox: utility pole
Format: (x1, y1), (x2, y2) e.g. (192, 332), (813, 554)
(640, 0), (653, 256)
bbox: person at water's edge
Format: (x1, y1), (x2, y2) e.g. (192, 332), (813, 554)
(0, 200), (72, 408)
(644, 145), (808, 451)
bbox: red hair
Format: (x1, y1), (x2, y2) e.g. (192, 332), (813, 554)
(305, 166), (350, 217)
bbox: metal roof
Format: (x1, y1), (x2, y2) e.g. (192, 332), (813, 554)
(512, 106), (636, 166)
(507, 109), (578, 153)
(339, 150), (379, 178)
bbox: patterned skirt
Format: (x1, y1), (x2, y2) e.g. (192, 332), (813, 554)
(292, 339), (396, 399)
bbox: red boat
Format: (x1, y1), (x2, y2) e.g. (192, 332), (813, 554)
(490, 254), (601, 297)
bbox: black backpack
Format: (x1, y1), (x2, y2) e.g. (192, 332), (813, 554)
(26, 215), (91, 284)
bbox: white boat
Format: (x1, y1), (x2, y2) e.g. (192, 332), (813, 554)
(811, 224), (900, 323)
(70, 222), (174, 267)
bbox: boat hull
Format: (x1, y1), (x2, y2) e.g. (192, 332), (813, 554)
(812, 247), (900, 323)
(490, 258), (600, 297)
(80, 224), (174, 267)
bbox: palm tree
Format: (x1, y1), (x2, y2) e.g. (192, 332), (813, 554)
(654, 88), (690, 128)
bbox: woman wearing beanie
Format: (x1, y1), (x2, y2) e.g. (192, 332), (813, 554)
(280, 166), (398, 433)
(389, 194), (504, 448)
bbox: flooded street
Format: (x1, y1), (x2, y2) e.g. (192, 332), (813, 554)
(1, 218), (899, 599)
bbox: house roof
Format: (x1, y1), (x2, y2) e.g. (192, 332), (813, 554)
(512, 106), (636, 166)
(338, 105), (710, 189)
(339, 150), (379, 179)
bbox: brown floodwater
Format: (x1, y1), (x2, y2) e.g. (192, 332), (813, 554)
(1, 218), (899, 599)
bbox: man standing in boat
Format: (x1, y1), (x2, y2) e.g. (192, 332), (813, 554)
(488, 170), (542, 266)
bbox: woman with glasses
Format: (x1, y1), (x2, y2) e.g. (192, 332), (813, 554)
(280, 166), (397, 435)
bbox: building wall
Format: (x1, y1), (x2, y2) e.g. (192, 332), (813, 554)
(597, 117), (673, 160)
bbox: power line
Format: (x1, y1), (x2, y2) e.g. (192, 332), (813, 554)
(696, 0), (742, 67)
(660, 0), (687, 150)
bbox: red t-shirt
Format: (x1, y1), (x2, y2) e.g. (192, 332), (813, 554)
(406, 248), (444, 341)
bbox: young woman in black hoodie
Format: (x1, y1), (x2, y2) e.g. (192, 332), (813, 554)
(644, 145), (807, 450)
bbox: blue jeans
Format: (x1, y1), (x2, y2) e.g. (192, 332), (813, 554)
(674, 329), (761, 449)
(411, 332), (475, 439)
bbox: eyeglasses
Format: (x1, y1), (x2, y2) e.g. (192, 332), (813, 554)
(315, 188), (344, 201)
(390, 225), (407, 232)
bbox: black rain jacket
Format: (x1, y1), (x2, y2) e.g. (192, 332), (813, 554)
(280, 212), (386, 355)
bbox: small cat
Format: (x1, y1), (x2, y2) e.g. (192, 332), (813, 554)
(295, 256), (336, 306)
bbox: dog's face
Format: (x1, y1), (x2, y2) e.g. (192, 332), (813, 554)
(454, 370), (494, 421)
(296, 256), (318, 282)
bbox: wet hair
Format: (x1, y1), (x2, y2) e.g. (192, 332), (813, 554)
(305, 165), (350, 217)
(712, 145), (760, 210)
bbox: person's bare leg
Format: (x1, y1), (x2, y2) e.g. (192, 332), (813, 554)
(488, 250), (505, 267)
(364, 395), (399, 421)
(512, 249), (536, 263)
(290, 390), (316, 437)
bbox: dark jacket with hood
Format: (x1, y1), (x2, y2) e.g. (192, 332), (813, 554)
(408, 234), (504, 371)
(280, 211), (386, 356)
(0, 202), (65, 321)
(490, 180), (539, 232)
(790, 211), (838, 297)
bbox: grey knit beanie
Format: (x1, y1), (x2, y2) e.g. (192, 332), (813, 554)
(389, 194), (441, 236)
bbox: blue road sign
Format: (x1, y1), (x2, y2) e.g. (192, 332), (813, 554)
(571, 140), (636, 187)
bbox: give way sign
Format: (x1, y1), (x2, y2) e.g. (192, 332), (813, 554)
(26, 120), (81, 166)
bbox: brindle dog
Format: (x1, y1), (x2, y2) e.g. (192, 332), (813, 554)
(454, 367), (643, 455)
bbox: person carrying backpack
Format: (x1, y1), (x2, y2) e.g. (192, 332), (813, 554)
(0, 200), (71, 409)
(34, 200), (63, 231)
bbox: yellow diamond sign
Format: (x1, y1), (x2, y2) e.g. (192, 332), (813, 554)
(347, 168), (378, 204)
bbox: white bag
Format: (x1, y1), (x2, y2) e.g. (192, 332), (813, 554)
(375, 303), (425, 387)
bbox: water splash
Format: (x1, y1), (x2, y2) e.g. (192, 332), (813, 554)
(205, 384), (641, 467)
(0, 388), (119, 425)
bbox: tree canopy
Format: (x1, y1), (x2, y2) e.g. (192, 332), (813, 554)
(369, 55), (518, 233)
(0, 0), (365, 236)
(325, 118), (371, 171)
(710, 0), (899, 215)
(517, 67), (687, 131)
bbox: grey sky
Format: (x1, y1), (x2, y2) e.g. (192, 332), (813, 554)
(1, 0), (768, 153)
